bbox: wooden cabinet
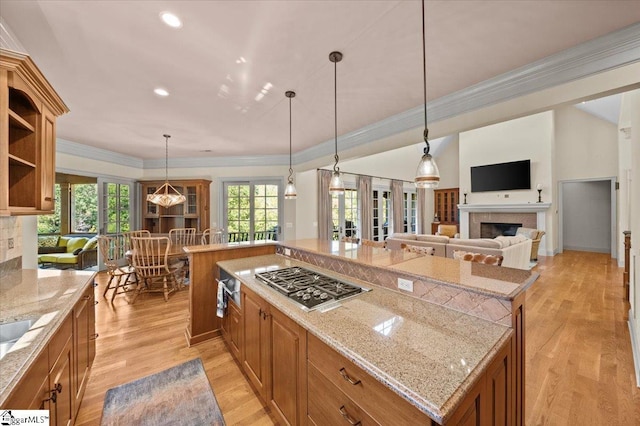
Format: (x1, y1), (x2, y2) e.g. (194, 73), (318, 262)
(240, 286), (307, 426)
(307, 333), (434, 425)
(47, 315), (74, 426)
(268, 306), (307, 426)
(432, 187), (460, 234)
(1, 48), (68, 215)
(2, 283), (96, 426)
(222, 299), (242, 361)
(242, 286), (271, 401)
(73, 284), (96, 416)
(139, 179), (211, 233)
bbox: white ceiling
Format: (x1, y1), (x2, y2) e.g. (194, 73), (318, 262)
(1, 1), (639, 161)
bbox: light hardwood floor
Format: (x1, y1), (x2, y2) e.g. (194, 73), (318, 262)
(75, 251), (639, 425)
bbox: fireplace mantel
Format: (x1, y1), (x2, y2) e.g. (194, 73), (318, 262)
(458, 203), (551, 213)
(458, 203), (551, 256)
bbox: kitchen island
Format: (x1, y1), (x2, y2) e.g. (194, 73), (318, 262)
(0, 268), (97, 423)
(184, 239), (537, 425)
(218, 254), (513, 425)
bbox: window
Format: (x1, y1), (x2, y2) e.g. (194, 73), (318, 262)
(372, 189), (391, 241)
(37, 184), (61, 234)
(224, 180), (281, 242)
(331, 188), (358, 240)
(71, 184), (99, 232)
(404, 191), (417, 233)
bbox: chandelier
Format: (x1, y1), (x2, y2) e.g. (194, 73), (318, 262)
(146, 134), (186, 208)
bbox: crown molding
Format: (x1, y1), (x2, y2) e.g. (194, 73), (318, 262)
(56, 138), (144, 168)
(58, 23), (640, 169)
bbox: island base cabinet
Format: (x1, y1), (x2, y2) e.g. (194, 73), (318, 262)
(222, 300), (242, 361)
(73, 284), (96, 417)
(446, 337), (513, 426)
(242, 287), (271, 401)
(49, 337), (74, 426)
(269, 307), (307, 426)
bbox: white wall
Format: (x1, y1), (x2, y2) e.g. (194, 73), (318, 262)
(57, 153), (143, 180)
(619, 92), (635, 266)
(622, 89), (640, 385)
(562, 181), (612, 253)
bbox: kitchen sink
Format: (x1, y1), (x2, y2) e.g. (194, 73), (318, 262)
(0, 319), (34, 360)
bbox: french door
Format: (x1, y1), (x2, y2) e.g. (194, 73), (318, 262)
(97, 178), (135, 267)
(331, 188), (358, 240)
(223, 180), (282, 242)
(372, 189), (390, 241)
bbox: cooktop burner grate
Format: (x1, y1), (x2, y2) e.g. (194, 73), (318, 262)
(254, 266), (368, 311)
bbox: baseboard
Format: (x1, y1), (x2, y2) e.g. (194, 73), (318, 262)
(629, 314), (640, 388)
(563, 245), (611, 254)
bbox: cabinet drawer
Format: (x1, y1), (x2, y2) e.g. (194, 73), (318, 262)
(308, 363), (378, 426)
(48, 314), (72, 370)
(308, 333), (433, 425)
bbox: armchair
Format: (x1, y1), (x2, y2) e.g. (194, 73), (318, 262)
(435, 224), (460, 239)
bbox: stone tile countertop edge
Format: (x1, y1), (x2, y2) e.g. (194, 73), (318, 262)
(218, 254), (513, 424)
(0, 269), (97, 406)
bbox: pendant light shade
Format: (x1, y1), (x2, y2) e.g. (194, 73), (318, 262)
(146, 134), (186, 207)
(328, 51), (345, 195)
(414, 0), (440, 189)
(284, 90), (297, 199)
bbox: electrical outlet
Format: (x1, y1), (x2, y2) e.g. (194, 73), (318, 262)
(284, 248), (291, 256)
(397, 277), (413, 292)
(504, 194), (510, 198)
(8, 238), (14, 249)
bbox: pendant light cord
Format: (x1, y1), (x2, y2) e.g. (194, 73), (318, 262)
(422, 0), (430, 156)
(288, 96), (293, 179)
(164, 134), (170, 183)
(333, 57), (340, 173)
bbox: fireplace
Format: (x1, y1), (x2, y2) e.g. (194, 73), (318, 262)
(481, 222), (522, 238)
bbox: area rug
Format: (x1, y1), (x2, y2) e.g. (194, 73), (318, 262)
(101, 358), (225, 426)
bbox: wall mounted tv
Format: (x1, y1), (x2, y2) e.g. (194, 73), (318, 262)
(471, 159), (531, 192)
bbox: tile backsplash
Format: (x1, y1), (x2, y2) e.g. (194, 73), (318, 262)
(0, 216), (22, 263)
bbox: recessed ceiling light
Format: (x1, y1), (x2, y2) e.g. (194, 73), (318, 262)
(154, 87), (169, 97)
(160, 12), (182, 28)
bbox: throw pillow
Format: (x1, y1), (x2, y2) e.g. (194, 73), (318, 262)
(401, 244), (435, 256)
(453, 250), (503, 266)
(82, 236), (98, 251)
(73, 248), (83, 255)
(66, 237), (88, 253)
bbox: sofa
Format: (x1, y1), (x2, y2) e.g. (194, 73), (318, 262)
(386, 232), (532, 270)
(38, 234), (98, 270)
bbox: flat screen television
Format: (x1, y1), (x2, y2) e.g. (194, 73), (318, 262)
(471, 159), (531, 192)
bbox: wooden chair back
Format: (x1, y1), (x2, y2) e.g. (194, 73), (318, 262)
(122, 230), (151, 251)
(97, 235), (122, 272)
(169, 228), (196, 246)
(362, 239), (386, 248)
(340, 236), (360, 244)
(400, 243), (435, 256)
(130, 236), (171, 278)
(201, 228), (224, 245)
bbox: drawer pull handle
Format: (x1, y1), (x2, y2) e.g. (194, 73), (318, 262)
(54, 383), (62, 393)
(339, 368), (361, 385)
(90, 333), (99, 340)
(339, 406), (361, 426)
(44, 390), (57, 404)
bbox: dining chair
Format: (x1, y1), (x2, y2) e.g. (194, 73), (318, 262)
(169, 228), (196, 246)
(201, 228), (224, 245)
(400, 243), (435, 256)
(129, 236), (182, 302)
(122, 230), (151, 253)
(361, 239), (386, 248)
(97, 235), (137, 302)
(340, 236), (360, 244)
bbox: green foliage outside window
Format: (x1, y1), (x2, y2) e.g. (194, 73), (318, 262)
(37, 184), (61, 234)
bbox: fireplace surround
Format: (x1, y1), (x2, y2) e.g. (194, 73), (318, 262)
(481, 222), (523, 238)
(458, 203), (551, 255)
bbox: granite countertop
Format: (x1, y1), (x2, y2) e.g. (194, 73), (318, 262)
(217, 254), (512, 424)
(0, 269), (96, 406)
(282, 239), (537, 300)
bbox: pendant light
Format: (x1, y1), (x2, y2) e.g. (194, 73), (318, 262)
(414, 0), (440, 189)
(284, 90), (297, 199)
(146, 134), (186, 207)
(328, 51), (345, 195)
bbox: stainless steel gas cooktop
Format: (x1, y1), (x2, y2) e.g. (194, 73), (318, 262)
(255, 266), (370, 311)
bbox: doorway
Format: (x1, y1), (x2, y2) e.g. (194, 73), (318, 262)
(559, 178), (616, 257)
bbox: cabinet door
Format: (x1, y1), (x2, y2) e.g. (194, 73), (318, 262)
(39, 105), (56, 212)
(3, 350), (49, 409)
(73, 286), (94, 415)
(228, 301), (242, 361)
(49, 337), (74, 426)
(242, 287), (270, 401)
(269, 307), (307, 426)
